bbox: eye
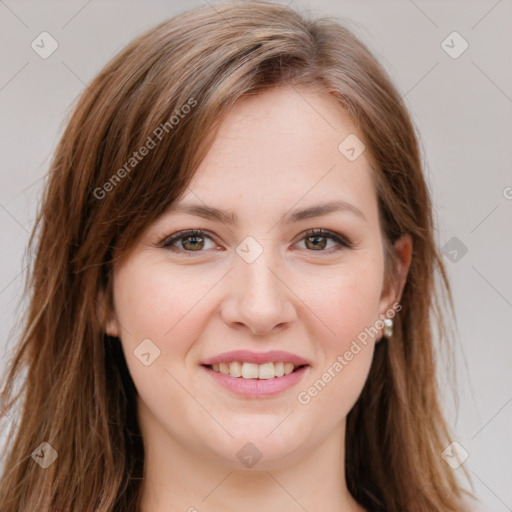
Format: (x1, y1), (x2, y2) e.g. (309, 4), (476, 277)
(161, 229), (218, 253)
(160, 228), (351, 255)
(294, 228), (352, 253)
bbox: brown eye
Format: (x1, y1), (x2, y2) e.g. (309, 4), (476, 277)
(162, 230), (216, 253)
(181, 235), (205, 251)
(305, 234), (328, 250)
(161, 228), (351, 255)
(298, 229), (351, 252)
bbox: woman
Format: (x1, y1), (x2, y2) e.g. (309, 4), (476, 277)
(0, 2), (476, 511)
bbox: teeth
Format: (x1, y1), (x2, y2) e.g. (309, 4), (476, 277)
(209, 361), (303, 379)
(229, 361), (242, 377)
(258, 362), (275, 380)
(241, 362), (259, 379)
(274, 361), (285, 377)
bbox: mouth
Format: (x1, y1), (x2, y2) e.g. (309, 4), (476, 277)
(202, 361), (309, 380)
(200, 352), (310, 397)
(200, 350), (311, 397)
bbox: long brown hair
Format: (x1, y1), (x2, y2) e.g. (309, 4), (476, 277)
(0, 2), (475, 510)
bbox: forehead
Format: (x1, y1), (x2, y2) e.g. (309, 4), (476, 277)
(175, 86), (378, 226)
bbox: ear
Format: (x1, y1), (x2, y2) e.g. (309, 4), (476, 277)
(377, 233), (413, 336)
(97, 289), (120, 338)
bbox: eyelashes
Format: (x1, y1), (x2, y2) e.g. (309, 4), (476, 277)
(162, 229), (217, 253)
(160, 228), (353, 255)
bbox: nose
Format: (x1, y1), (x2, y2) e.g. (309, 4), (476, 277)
(220, 245), (296, 336)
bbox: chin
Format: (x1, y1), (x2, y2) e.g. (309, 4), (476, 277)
(200, 427), (309, 471)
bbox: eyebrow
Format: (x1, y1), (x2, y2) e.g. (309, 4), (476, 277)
(166, 199), (367, 225)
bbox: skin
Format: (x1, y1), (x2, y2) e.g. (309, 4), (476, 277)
(105, 86), (412, 512)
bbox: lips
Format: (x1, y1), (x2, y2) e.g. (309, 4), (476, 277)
(202, 363), (309, 398)
(200, 350), (310, 396)
(201, 350), (310, 367)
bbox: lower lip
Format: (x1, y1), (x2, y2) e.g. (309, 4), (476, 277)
(202, 365), (309, 398)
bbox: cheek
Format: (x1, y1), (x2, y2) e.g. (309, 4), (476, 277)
(110, 258), (211, 406)
(295, 279), (380, 435)
(111, 257), (224, 392)
(112, 258), (210, 343)
(305, 252), (384, 350)
(295, 254), (383, 407)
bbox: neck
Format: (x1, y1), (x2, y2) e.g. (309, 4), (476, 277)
(138, 399), (365, 512)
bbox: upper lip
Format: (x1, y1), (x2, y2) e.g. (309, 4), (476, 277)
(201, 350), (310, 366)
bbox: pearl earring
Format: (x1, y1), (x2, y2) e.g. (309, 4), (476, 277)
(383, 318), (394, 338)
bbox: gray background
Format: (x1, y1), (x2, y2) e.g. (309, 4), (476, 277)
(1, 1), (511, 510)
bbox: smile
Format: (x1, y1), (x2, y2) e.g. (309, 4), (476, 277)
(205, 361), (305, 380)
(200, 349), (310, 397)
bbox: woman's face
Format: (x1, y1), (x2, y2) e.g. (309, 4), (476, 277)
(106, 86), (410, 470)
